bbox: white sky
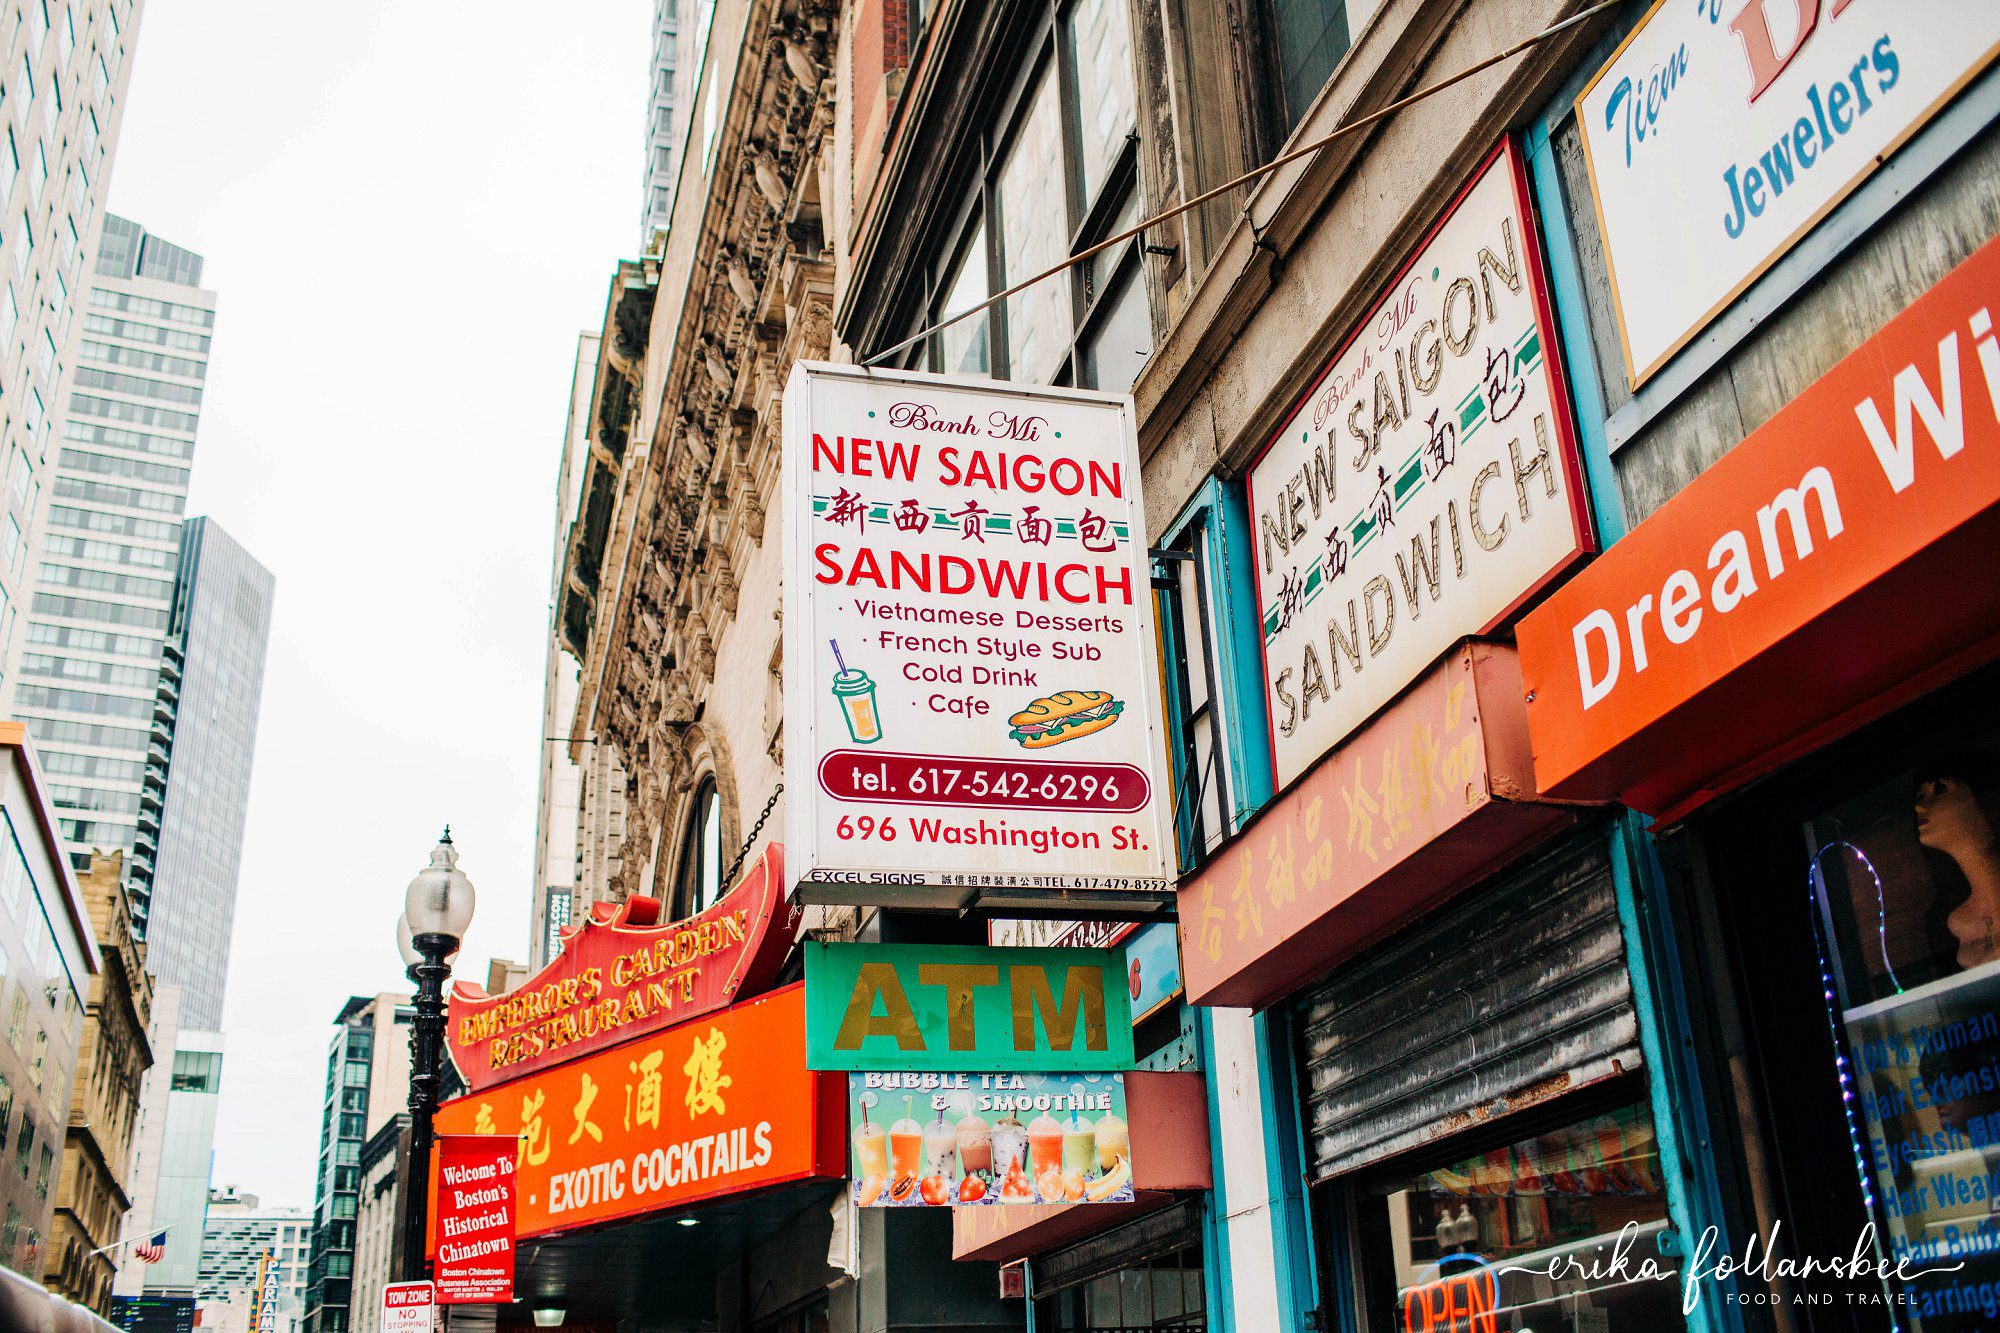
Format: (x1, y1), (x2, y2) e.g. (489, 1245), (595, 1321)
(104, 1), (651, 1206)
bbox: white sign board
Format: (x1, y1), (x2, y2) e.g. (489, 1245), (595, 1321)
(1247, 140), (1590, 790)
(782, 362), (1174, 909)
(382, 1281), (435, 1333)
(1577, 0), (2000, 385)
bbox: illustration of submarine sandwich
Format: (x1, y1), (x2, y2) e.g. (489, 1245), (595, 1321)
(1007, 689), (1124, 748)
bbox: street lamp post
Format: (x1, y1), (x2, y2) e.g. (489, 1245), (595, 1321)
(397, 828), (476, 1284)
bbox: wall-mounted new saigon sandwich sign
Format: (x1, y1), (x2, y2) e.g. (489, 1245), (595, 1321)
(1247, 139), (1590, 790)
(444, 843), (794, 1092)
(781, 362), (1174, 910)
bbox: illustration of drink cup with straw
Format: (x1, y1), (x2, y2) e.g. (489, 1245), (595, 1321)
(830, 640), (883, 744)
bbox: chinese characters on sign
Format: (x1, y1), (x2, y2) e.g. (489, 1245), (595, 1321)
(432, 984), (840, 1239)
(1177, 642), (1565, 1008)
(432, 1136), (517, 1305)
(1246, 140), (1590, 789)
(1575, 0), (2000, 384)
(782, 363), (1174, 907)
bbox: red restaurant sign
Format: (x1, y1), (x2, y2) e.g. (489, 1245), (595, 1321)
(433, 1136), (517, 1305)
(432, 983), (843, 1240)
(446, 843), (796, 1091)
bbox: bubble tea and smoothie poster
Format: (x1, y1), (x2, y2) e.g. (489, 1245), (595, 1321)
(846, 1073), (1136, 1208)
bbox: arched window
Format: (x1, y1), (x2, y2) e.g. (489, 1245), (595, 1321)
(676, 777), (723, 917)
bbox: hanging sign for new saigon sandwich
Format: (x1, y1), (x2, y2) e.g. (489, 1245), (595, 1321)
(782, 362), (1174, 911)
(1248, 138), (1591, 790)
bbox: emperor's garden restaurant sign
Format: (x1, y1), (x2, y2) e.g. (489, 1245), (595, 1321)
(782, 363), (1173, 907)
(1577, 0), (2000, 384)
(1249, 141), (1590, 789)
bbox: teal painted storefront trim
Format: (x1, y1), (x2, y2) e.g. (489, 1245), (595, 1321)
(1522, 109), (1629, 549)
(1162, 478), (1275, 835)
(1256, 1008), (1324, 1332)
(1608, 817), (1733, 1332)
(1210, 479), (1276, 826)
(1198, 1007), (1235, 1333)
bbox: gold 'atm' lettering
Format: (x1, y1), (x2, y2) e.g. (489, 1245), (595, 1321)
(1011, 965), (1108, 1052)
(917, 963), (999, 1049)
(834, 963), (925, 1050)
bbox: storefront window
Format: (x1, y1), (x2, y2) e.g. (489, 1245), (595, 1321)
(1812, 739), (2000, 1319)
(1350, 1100), (1679, 1331)
(1035, 1236), (1204, 1329)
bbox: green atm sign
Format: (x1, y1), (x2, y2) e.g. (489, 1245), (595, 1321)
(803, 942), (1134, 1071)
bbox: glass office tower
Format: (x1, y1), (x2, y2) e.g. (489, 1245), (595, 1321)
(138, 518), (272, 1029)
(13, 216), (211, 916)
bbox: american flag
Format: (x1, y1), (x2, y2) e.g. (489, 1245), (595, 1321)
(134, 1231), (168, 1264)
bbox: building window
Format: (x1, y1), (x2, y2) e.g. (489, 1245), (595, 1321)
(936, 222), (990, 378)
(997, 68), (1067, 382)
(1258, 0), (1378, 136)
(171, 1048), (221, 1093)
(910, 0), (1149, 391)
(1153, 482), (1271, 870)
(1807, 724), (2000, 1313)
(674, 776), (722, 916)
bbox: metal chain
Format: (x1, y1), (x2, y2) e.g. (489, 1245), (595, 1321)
(722, 783), (783, 889)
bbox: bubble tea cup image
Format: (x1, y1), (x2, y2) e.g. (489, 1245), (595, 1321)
(956, 1112), (991, 1177)
(890, 1098), (923, 1183)
(829, 640), (882, 744)
(992, 1113), (1027, 1175)
(1062, 1114), (1097, 1177)
(924, 1109), (957, 1177)
(852, 1099), (888, 1205)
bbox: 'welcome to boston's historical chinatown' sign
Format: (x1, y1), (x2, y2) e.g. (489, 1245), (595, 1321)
(444, 844), (795, 1092)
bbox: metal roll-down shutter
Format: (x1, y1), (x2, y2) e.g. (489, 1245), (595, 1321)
(1296, 830), (1640, 1181)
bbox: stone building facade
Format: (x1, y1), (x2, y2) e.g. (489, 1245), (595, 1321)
(559, 0), (841, 924)
(45, 851), (150, 1313)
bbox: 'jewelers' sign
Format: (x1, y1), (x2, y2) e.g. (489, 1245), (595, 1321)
(1576, 0), (2000, 385)
(782, 362), (1173, 909)
(1248, 140), (1590, 789)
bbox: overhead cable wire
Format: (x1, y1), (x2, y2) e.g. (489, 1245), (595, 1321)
(861, 0), (1627, 369)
